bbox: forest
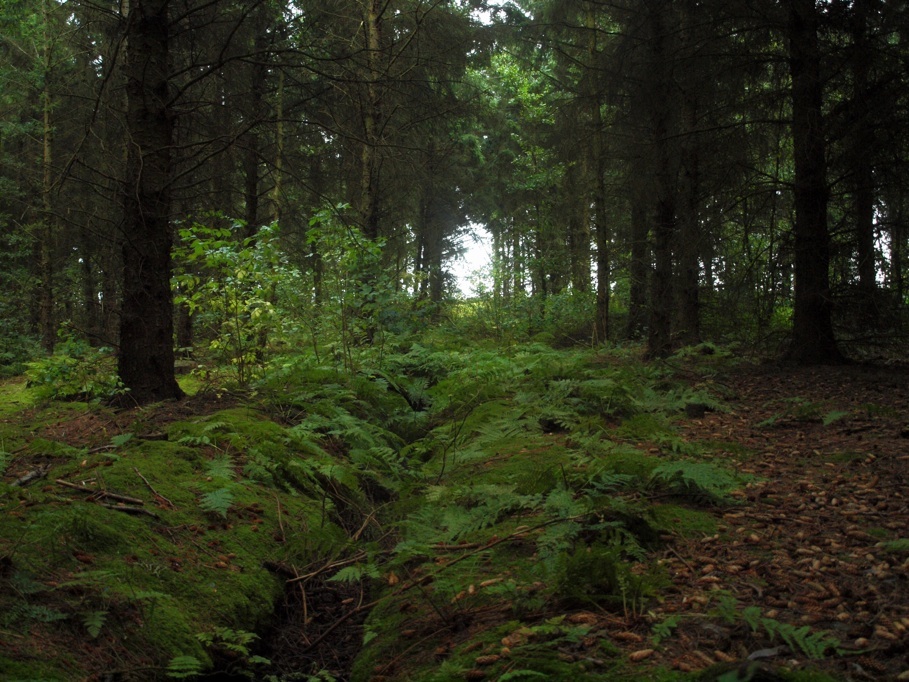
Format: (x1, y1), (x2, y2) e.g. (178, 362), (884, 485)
(1, 0), (908, 680)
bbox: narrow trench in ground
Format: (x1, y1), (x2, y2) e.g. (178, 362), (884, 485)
(257, 570), (371, 681)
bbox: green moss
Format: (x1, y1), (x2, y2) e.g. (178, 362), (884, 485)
(648, 504), (718, 537)
(0, 401), (356, 679)
(598, 449), (661, 479)
(0, 378), (37, 417)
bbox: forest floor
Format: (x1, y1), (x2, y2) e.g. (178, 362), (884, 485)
(2, 355), (908, 681)
(622, 361), (909, 680)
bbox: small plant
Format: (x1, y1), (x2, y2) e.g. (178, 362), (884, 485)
(199, 627), (270, 678)
(758, 398), (848, 428)
(25, 334), (124, 401)
(82, 610), (107, 638)
(173, 218), (287, 385)
(714, 594), (840, 659)
(651, 613), (681, 645)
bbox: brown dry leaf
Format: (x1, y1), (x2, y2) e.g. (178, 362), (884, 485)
(614, 631), (644, 643)
(628, 649), (655, 662)
(474, 655), (500, 666)
(501, 634), (525, 648)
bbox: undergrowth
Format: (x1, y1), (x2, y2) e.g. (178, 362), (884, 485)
(0, 340), (751, 680)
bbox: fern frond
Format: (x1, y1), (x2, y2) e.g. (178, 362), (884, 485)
(199, 487), (234, 517)
(205, 455), (235, 480)
(167, 655), (205, 679)
(83, 610), (107, 638)
(203, 421), (228, 433)
(649, 461), (740, 502)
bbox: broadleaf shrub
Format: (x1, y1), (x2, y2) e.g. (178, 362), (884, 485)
(24, 335), (123, 401)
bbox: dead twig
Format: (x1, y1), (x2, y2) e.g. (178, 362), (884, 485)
(134, 467), (175, 509)
(288, 551), (370, 584)
(299, 517), (569, 654)
(273, 493), (285, 543)
(97, 503), (160, 519)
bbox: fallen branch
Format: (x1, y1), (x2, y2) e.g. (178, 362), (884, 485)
(10, 467), (50, 487)
(56, 479), (145, 506)
(97, 503), (160, 519)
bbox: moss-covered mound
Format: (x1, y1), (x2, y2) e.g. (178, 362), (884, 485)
(0, 383), (351, 681)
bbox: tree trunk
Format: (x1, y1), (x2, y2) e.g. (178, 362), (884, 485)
(676, 92), (701, 346)
(39, 0), (55, 352)
(588, 8), (609, 344)
(118, 0), (183, 403)
(360, 0), (383, 241)
(626, 170), (650, 340)
(646, 3), (676, 358)
(851, 0), (876, 300)
(565, 158), (591, 293)
(786, 0), (843, 364)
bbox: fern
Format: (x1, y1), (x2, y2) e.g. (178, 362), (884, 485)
(649, 460), (740, 502)
(55, 570), (117, 589)
(717, 595), (839, 659)
(328, 562), (381, 584)
(83, 610), (107, 638)
(167, 655), (204, 679)
(205, 455), (236, 480)
(178, 434), (212, 447)
(199, 487), (234, 517)
(762, 619), (839, 659)
(3, 603), (67, 626)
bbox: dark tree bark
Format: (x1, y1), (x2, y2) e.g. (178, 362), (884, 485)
(118, 0), (183, 403)
(646, 2), (676, 359)
(626, 186), (649, 340)
(676, 92), (702, 346)
(786, 0), (843, 363)
(565, 157), (591, 293)
(588, 8), (610, 345)
(850, 0), (877, 299)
